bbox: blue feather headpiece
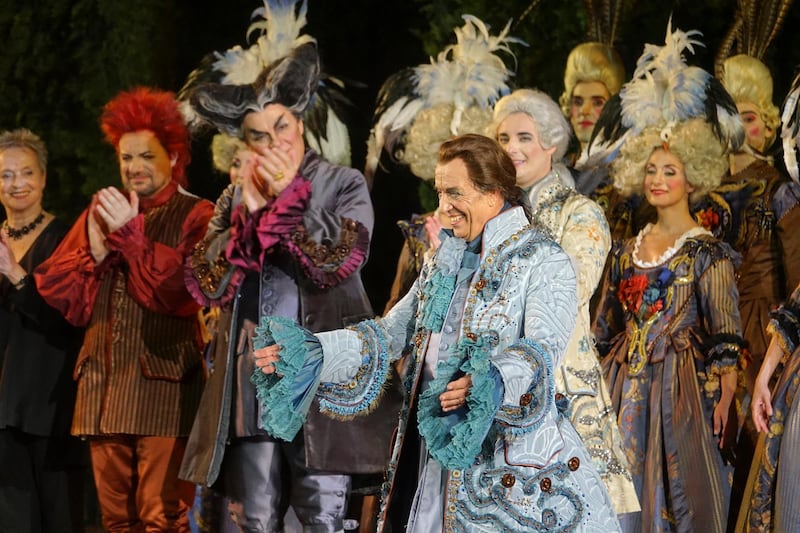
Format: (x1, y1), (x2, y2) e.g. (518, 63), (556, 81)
(585, 20), (744, 166)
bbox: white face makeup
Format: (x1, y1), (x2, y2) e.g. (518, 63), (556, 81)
(496, 113), (556, 189)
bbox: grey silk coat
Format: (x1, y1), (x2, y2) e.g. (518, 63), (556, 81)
(179, 149), (400, 486)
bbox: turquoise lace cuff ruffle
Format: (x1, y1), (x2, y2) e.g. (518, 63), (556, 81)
(417, 333), (503, 470)
(250, 316), (323, 441)
(494, 339), (554, 436)
(418, 236), (466, 333)
(317, 319), (393, 419)
(419, 269), (457, 332)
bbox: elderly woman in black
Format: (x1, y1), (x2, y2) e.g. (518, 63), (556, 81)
(0, 129), (84, 532)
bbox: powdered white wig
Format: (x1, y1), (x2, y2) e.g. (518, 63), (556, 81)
(720, 54), (780, 149)
(403, 104), (494, 181)
(492, 89), (571, 163)
(612, 118), (728, 202)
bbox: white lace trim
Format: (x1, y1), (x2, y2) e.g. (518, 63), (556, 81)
(632, 223), (711, 268)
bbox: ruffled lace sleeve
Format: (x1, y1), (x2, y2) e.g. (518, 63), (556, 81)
(250, 272), (420, 440)
(185, 184), (244, 307)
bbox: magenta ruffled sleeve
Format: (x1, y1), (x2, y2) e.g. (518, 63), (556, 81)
(226, 176), (312, 270)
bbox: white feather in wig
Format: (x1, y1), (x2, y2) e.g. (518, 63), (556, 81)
(179, 0), (351, 166)
(586, 20), (744, 167)
(212, 0), (315, 85)
(365, 15), (524, 181)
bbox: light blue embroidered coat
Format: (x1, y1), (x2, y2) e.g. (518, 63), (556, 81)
(254, 206), (621, 532)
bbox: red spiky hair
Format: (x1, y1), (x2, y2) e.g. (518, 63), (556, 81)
(100, 87), (191, 188)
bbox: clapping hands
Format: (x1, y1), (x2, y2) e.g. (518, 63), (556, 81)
(88, 187), (139, 263)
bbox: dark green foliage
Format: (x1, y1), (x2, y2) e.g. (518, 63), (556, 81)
(418, 178), (438, 214)
(0, 0), (174, 222)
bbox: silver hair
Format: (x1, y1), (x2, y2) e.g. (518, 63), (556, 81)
(0, 128), (47, 172)
(492, 89), (571, 163)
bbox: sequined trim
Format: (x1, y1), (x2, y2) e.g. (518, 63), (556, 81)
(284, 217), (369, 289)
(448, 460), (584, 531)
(317, 320), (393, 419)
(186, 237), (243, 305)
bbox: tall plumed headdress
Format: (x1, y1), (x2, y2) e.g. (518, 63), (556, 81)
(781, 71), (800, 182)
(365, 15), (524, 182)
(715, 0), (793, 74)
(583, 0), (626, 46)
(585, 20), (744, 166)
(179, 0), (352, 165)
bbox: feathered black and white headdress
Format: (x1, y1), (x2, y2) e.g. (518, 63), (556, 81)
(781, 72), (800, 182)
(179, 0), (351, 165)
(584, 20), (744, 167)
(365, 15), (524, 182)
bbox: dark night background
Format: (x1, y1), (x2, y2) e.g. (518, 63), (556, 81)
(3, 0), (800, 215)
(2, 1), (800, 525)
(2, 0), (800, 310)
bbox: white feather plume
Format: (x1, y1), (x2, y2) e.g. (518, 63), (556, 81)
(665, 66), (712, 122)
(367, 14), (522, 174)
(621, 20), (707, 135)
(365, 96), (425, 177)
(213, 45), (264, 85)
(212, 0), (315, 85)
(619, 73), (662, 131)
(364, 130), (380, 183)
(413, 14), (523, 133)
(305, 110), (350, 167)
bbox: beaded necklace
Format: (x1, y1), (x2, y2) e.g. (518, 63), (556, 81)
(3, 212), (44, 240)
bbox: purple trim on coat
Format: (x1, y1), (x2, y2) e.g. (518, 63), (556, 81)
(184, 254), (246, 308)
(283, 219), (370, 289)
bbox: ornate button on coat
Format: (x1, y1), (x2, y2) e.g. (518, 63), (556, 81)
(527, 169), (638, 514)
(253, 206), (621, 532)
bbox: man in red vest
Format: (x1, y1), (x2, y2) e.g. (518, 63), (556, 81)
(34, 87), (214, 533)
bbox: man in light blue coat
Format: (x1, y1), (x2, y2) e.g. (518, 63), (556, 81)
(254, 134), (620, 532)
